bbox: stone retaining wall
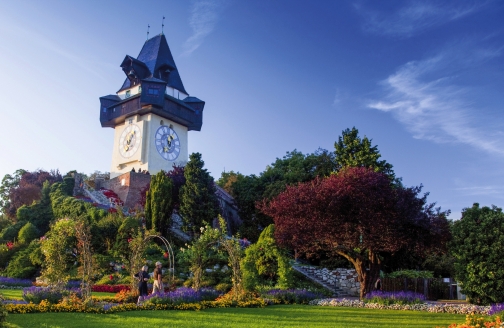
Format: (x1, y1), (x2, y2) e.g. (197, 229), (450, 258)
(305, 266), (360, 296)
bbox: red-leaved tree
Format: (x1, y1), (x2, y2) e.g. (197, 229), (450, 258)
(261, 167), (450, 299)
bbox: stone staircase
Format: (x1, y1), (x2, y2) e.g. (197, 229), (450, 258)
(293, 265), (350, 297)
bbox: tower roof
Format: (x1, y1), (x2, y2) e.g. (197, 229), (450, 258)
(120, 34), (187, 94)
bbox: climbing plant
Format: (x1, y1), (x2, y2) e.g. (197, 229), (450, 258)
(180, 215), (244, 298)
(40, 218), (76, 288)
(74, 218), (95, 301)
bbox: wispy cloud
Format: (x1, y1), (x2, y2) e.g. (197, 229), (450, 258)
(182, 0), (227, 56)
(368, 40), (504, 155)
(453, 185), (504, 197)
(356, 1), (489, 38)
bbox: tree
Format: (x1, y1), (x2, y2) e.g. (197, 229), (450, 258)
(216, 171), (243, 197)
(2, 169), (62, 218)
(262, 167), (450, 299)
(144, 171), (173, 234)
(0, 169), (26, 215)
(451, 203), (504, 305)
(16, 181), (54, 235)
(179, 153), (220, 233)
(334, 127), (396, 181)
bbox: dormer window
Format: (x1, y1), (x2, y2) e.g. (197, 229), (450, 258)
(125, 90), (131, 98)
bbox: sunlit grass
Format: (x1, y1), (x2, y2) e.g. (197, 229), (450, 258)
(0, 289), (116, 301)
(6, 305), (464, 328)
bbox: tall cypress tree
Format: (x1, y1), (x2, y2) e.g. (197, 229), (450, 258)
(144, 171), (173, 235)
(179, 153), (220, 233)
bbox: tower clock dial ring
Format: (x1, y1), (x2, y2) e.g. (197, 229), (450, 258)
(119, 124), (141, 158)
(155, 125), (180, 161)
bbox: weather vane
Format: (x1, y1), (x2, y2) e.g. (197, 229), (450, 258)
(162, 16), (165, 34)
(147, 24), (150, 40)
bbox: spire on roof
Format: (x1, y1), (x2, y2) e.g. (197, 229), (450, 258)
(119, 34), (187, 94)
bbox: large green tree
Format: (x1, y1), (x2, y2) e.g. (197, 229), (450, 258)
(334, 127), (396, 181)
(451, 203), (504, 305)
(144, 170), (173, 234)
(179, 153), (220, 233)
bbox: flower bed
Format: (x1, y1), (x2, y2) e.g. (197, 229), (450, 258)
(143, 287), (220, 305)
(22, 287), (82, 304)
(100, 189), (123, 206)
(364, 291), (426, 305)
(262, 289), (323, 305)
(0, 277), (33, 287)
(436, 314), (502, 328)
(310, 298), (492, 315)
(5, 297), (267, 314)
(92, 285), (130, 293)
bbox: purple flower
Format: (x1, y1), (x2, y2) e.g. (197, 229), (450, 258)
(365, 291), (426, 305)
(143, 287), (220, 305)
(0, 276), (32, 287)
(488, 303), (504, 315)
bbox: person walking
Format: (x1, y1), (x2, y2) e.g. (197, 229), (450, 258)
(152, 261), (164, 294)
(134, 265), (149, 305)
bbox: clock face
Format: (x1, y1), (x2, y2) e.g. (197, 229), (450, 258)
(119, 124), (141, 158)
(155, 125), (180, 161)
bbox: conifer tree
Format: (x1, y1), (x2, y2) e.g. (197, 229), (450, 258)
(179, 153), (220, 233)
(334, 127), (396, 181)
(144, 171), (173, 235)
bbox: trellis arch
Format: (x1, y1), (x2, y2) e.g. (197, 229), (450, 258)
(129, 234), (176, 291)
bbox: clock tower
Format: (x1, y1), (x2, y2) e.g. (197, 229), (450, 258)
(100, 33), (205, 179)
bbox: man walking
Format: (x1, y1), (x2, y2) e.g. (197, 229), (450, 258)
(152, 261), (163, 294)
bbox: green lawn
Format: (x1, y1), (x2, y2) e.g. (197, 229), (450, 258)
(0, 289), (116, 301)
(6, 305), (463, 328)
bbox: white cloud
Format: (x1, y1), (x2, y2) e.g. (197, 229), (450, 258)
(182, 0), (227, 56)
(368, 41), (504, 155)
(453, 186), (504, 197)
(357, 1), (489, 38)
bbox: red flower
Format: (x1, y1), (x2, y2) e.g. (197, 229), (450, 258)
(127, 238), (132, 243)
(109, 275), (114, 280)
(163, 252), (169, 259)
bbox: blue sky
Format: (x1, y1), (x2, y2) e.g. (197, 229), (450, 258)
(0, 0), (503, 219)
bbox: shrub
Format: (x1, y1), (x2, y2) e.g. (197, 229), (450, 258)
(17, 222), (39, 244)
(0, 294), (6, 326)
(241, 224), (293, 291)
(364, 291), (426, 305)
(5, 241), (40, 278)
(262, 289), (323, 304)
(114, 289), (137, 303)
(22, 287), (81, 304)
(215, 283), (232, 293)
(386, 270), (434, 279)
(0, 221), (25, 243)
